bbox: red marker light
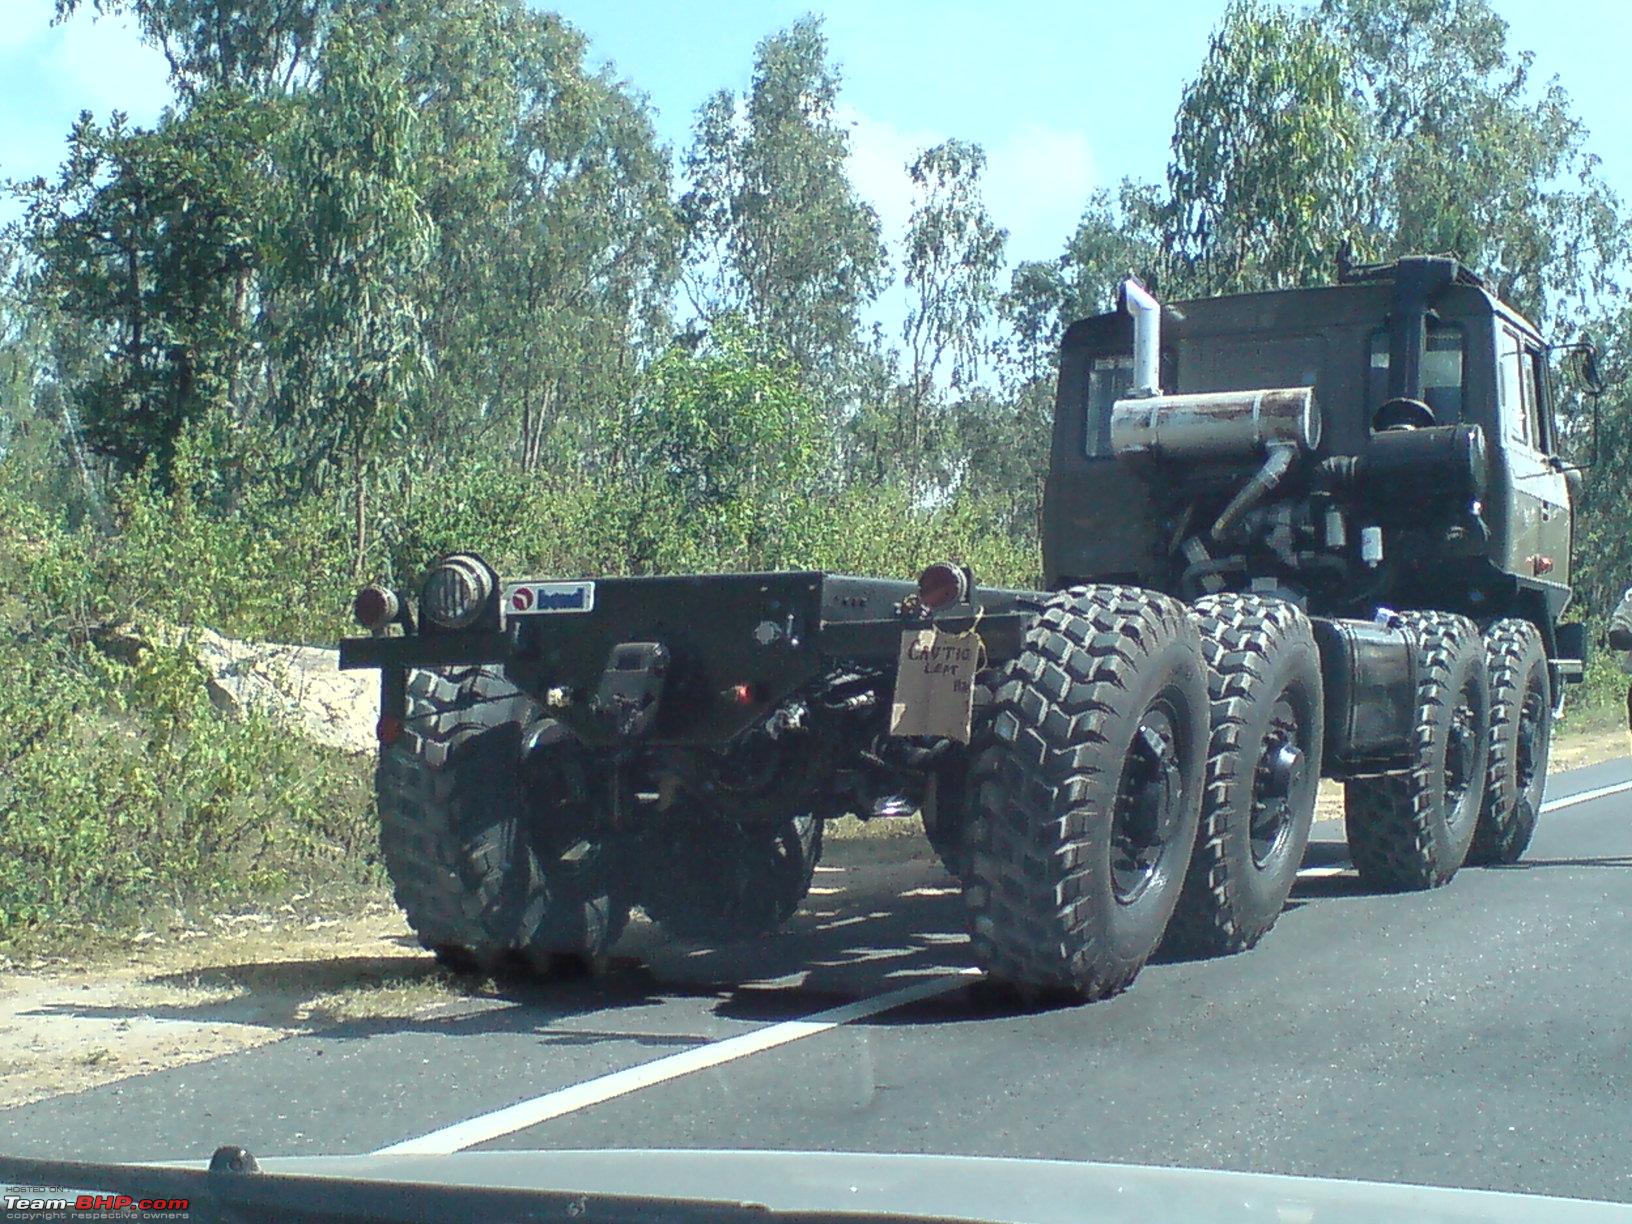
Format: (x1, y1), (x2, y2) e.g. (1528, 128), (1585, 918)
(728, 683), (755, 706)
(917, 562), (969, 610)
(354, 585), (399, 629)
(376, 714), (405, 745)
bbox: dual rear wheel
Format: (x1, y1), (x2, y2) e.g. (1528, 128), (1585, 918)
(376, 667), (823, 977)
(960, 593), (1549, 1001)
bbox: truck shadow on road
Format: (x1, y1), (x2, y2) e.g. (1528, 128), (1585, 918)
(1487, 855), (1632, 870)
(22, 834), (1455, 1046)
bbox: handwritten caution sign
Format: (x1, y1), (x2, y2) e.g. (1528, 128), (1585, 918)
(889, 626), (981, 743)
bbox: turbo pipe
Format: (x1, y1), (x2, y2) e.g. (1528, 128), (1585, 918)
(1210, 441), (1299, 541)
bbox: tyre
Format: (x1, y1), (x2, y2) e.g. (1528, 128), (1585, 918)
(922, 768), (969, 882)
(511, 719), (630, 973)
(1467, 619), (1551, 866)
(637, 814), (822, 944)
(377, 666), (622, 973)
(1162, 594), (1323, 958)
(1345, 611), (1490, 891)
(963, 585), (1209, 1003)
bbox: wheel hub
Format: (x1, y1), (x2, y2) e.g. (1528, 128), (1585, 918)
(1112, 707), (1183, 904)
(1247, 699), (1305, 868)
(1445, 699), (1477, 811)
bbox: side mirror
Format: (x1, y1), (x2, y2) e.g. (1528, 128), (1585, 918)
(1547, 338), (1605, 469)
(1580, 345), (1604, 396)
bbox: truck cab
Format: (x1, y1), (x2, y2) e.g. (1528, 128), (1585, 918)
(1043, 259), (1574, 647)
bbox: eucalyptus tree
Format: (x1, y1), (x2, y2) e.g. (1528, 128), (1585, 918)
(1320, 0), (1626, 329)
(268, 8), (433, 570)
(680, 17), (885, 395)
(1164, 0), (1365, 295)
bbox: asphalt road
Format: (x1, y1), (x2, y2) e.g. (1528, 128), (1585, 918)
(5, 758), (1632, 1205)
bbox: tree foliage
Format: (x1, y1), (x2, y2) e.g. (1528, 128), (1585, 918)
(17, 93), (278, 480)
(54, 0), (328, 92)
(680, 17), (885, 392)
(1321, 0), (1625, 329)
(1166, 0), (1364, 295)
(269, 9), (433, 491)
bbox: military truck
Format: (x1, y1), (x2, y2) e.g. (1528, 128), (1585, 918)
(339, 254), (1598, 1003)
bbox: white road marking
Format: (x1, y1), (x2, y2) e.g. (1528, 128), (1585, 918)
(1541, 778), (1632, 813)
(1296, 864), (1350, 879)
(376, 773), (1632, 1156)
(372, 970), (978, 1156)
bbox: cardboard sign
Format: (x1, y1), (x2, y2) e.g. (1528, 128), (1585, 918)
(889, 626), (980, 743)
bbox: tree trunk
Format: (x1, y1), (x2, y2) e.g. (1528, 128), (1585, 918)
(353, 442), (367, 581)
(226, 265), (250, 417)
(524, 382), (557, 473)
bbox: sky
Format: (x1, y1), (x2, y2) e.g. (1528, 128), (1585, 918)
(2, 0), (1628, 322)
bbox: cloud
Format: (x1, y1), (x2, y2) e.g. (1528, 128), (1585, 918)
(837, 103), (930, 265)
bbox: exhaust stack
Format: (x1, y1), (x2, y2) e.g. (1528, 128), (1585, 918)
(1121, 276), (1162, 398)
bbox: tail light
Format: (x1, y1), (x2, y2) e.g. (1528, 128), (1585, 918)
(353, 585), (400, 630)
(917, 562), (969, 610)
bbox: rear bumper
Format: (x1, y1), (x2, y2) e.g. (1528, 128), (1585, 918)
(341, 571), (1035, 748)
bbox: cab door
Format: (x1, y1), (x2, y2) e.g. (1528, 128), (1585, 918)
(1498, 324), (1571, 592)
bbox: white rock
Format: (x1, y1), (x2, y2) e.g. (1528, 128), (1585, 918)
(102, 622), (379, 755)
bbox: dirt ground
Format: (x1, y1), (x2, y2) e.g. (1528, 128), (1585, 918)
(3, 727), (1625, 1111)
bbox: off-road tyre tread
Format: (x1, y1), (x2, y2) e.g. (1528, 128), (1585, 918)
(376, 666), (535, 971)
(1163, 594), (1322, 958)
(639, 816), (823, 944)
(963, 585), (1208, 1003)
(1345, 611), (1489, 891)
(1467, 618), (1550, 866)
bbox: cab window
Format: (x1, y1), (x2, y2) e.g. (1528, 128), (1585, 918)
(1498, 326), (1547, 449)
(1083, 354), (1132, 456)
(1088, 354), (1133, 416)
(1525, 348), (1550, 451)
(1367, 324), (1465, 422)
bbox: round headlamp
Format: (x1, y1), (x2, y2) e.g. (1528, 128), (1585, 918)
(421, 554), (494, 629)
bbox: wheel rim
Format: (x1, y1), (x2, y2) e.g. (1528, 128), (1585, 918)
(1514, 674), (1547, 822)
(1443, 673), (1482, 826)
(1111, 696), (1185, 904)
(1250, 696), (1305, 868)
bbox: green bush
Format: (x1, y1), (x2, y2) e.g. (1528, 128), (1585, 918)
(0, 472), (375, 951)
(0, 630), (375, 950)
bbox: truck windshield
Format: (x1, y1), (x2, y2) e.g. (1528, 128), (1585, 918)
(1368, 324), (1465, 422)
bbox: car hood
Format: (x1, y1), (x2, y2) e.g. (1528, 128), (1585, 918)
(197, 1148), (1632, 1223)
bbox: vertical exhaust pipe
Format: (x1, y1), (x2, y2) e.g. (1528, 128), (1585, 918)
(1386, 256), (1459, 404)
(1121, 276), (1162, 398)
